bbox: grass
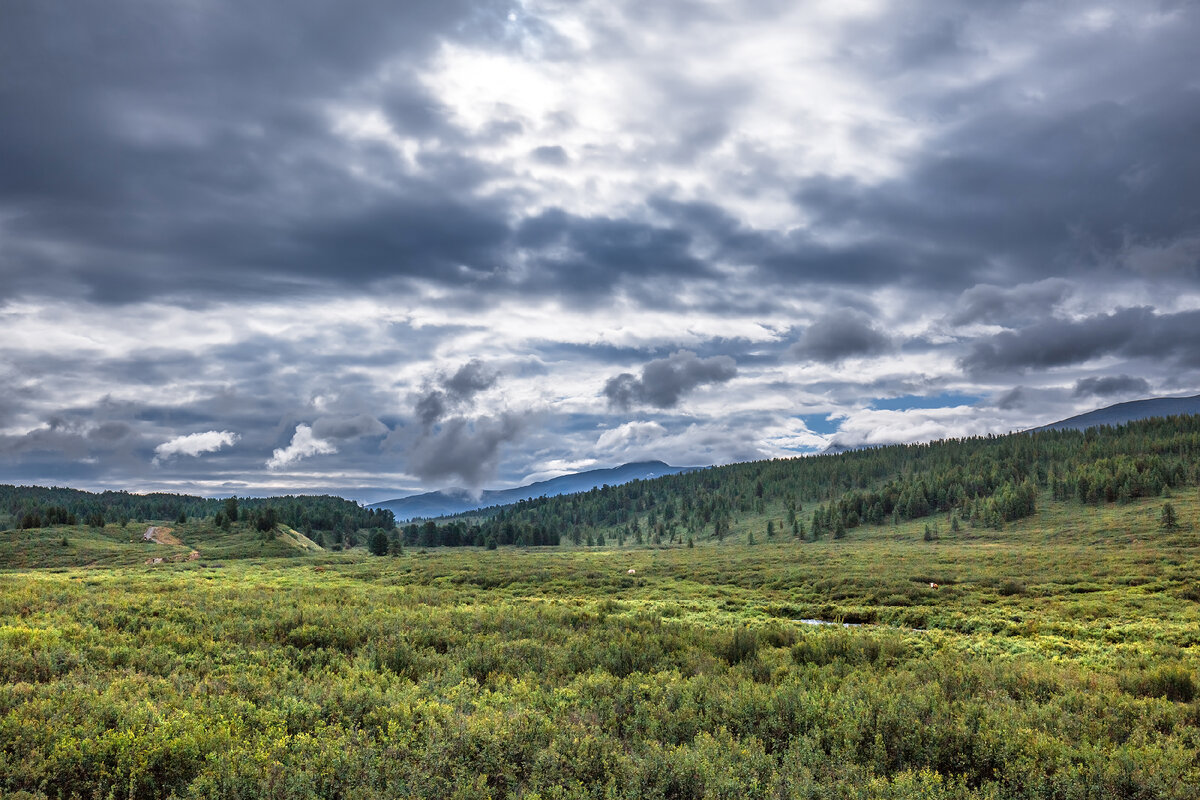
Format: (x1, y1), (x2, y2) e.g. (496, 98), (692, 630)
(0, 519), (325, 569)
(0, 492), (1198, 798)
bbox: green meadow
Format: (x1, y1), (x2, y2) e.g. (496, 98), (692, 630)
(1, 490), (1198, 799)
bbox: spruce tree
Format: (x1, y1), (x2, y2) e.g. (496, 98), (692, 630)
(1160, 502), (1179, 532)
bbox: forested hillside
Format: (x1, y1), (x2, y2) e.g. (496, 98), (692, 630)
(0, 486), (393, 538)
(424, 415), (1200, 548)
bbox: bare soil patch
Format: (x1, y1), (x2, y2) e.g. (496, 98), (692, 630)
(143, 526), (184, 546)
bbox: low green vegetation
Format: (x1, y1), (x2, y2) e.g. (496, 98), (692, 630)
(1, 487), (1198, 798)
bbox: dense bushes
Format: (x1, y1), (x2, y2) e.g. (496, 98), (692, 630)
(1, 527), (1198, 798)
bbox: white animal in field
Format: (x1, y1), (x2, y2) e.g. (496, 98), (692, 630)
(929, 582), (939, 589)
(627, 568), (636, 575)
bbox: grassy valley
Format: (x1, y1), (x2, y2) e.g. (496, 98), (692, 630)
(1, 421), (1199, 798)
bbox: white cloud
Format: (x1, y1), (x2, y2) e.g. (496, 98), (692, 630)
(153, 430), (240, 464)
(595, 421), (667, 453)
(418, 0), (928, 226)
(830, 406), (1011, 448)
(266, 424), (338, 470)
(519, 458), (600, 485)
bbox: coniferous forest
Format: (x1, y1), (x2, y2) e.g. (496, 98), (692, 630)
(437, 415), (1200, 549)
(0, 486), (394, 540)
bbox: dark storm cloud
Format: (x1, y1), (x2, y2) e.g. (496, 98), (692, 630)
(515, 209), (714, 297)
(443, 360), (499, 400)
(784, 8), (1200, 293)
(0, 416), (147, 474)
(4, 0), (1198, 311)
(413, 359), (499, 426)
(961, 307), (1200, 375)
(288, 193), (512, 284)
(404, 413), (525, 489)
(311, 414), (388, 441)
(885, 15), (974, 72)
(995, 387), (1025, 411)
(948, 280), (1073, 327)
(603, 350), (737, 410)
(1073, 375), (1151, 398)
(399, 360), (522, 489)
(0, 320), (418, 485)
(88, 422), (136, 443)
(415, 393), (449, 427)
(0, 0), (515, 305)
(789, 312), (892, 363)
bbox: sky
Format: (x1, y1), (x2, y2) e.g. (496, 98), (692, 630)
(2, 0), (1199, 502)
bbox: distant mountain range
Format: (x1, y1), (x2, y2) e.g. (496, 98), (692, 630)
(369, 461), (699, 521)
(822, 394), (1200, 454)
(1030, 394), (1200, 432)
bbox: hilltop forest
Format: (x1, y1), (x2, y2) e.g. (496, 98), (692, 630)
(0, 485), (394, 539)
(412, 415), (1200, 548)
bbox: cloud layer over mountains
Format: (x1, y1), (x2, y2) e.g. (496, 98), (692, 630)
(1, 1), (1198, 499)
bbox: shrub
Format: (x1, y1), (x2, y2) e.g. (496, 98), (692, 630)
(998, 580), (1027, 597)
(720, 627), (760, 666)
(1119, 665), (1196, 703)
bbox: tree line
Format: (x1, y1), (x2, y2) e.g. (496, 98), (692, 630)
(431, 414), (1200, 545)
(0, 486), (394, 536)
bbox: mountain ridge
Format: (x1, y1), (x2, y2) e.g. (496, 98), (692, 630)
(1029, 394), (1200, 433)
(369, 460), (700, 521)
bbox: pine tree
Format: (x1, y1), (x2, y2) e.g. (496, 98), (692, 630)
(1160, 502), (1179, 532)
(368, 529), (390, 556)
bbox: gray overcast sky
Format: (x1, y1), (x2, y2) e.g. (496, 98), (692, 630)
(2, 0), (1198, 501)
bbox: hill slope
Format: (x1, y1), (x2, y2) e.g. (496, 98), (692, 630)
(370, 461), (697, 521)
(1032, 394), (1200, 432)
(0, 519), (325, 570)
(403, 413), (1200, 548)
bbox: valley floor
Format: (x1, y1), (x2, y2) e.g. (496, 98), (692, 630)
(1, 493), (1198, 799)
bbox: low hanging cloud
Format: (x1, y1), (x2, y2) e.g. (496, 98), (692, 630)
(266, 424), (337, 470)
(1073, 375), (1150, 398)
(405, 413), (524, 490)
(789, 312), (891, 363)
(415, 359), (499, 426)
(402, 359), (522, 490)
(152, 430), (240, 464)
(604, 350), (737, 409)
